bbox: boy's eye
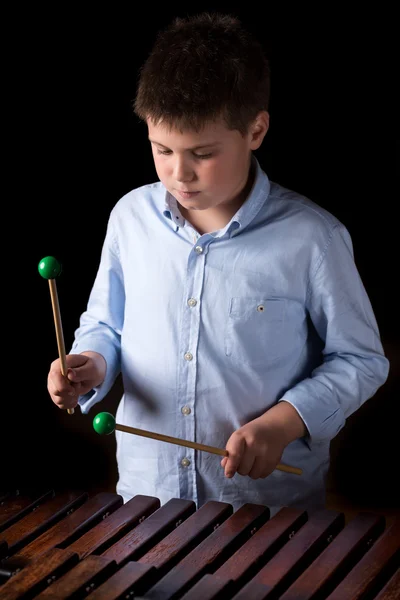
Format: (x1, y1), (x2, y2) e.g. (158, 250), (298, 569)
(193, 152), (212, 159)
(156, 149), (212, 159)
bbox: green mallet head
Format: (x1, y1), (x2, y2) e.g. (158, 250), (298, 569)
(93, 412), (116, 435)
(38, 256), (62, 279)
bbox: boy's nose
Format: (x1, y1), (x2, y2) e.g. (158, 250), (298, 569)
(173, 159), (194, 182)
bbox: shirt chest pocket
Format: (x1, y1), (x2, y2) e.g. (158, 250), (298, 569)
(225, 297), (286, 367)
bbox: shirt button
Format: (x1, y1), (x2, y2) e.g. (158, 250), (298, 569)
(187, 298), (197, 307)
(184, 352), (193, 361)
(181, 405), (191, 415)
(181, 458), (191, 467)
(194, 245), (203, 254)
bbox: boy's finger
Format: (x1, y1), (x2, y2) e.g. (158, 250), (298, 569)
(237, 451), (256, 476)
(49, 372), (72, 393)
(65, 354), (90, 368)
(67, 363), (91, 382)
(67, 368), (78, 381)
(248, 456), (268, 479)
(224, 436), (245, 478)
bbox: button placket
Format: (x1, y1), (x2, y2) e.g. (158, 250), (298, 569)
(176, 237), (207, 506)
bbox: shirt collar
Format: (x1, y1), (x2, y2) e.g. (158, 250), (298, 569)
(163, 155), (270, 235)
(163, 193), (184, 231)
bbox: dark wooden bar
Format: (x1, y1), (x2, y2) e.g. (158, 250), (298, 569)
(0, 547), (79, 599)
(101, 498), (196, 565)
(58, 493), (160, 559)
(176, 507), (308, 600)
(34, 555), (116, 599)
(215, 507), (308, 586)
(87, 561), (157, 599)
(2, 492), (122, 573)
(137, 500), (233, 577)
(374, 567), (400, 599)
(324, 518), (400, 600)
(138, 503), (269, 599)
(0, 491), (88, 556)
(179, 574), (235, 600)
(231, 509), (345, 599)
(87, 500), (233, 598)
(278, 512), (386, 599)
(0, 539), (8, 560)
(0, 490), (54, 533)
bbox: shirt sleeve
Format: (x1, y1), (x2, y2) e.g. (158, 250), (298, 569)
(70, 214), (124, 414)
(280, 223), (389, 442)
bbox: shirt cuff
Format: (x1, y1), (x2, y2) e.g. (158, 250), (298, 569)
(279, 380), (346, 443)
(70, 338), (120, 414)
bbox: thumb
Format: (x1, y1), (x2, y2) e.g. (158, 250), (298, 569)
(66, 353), (90, 369)
(66, 354), (91, 382)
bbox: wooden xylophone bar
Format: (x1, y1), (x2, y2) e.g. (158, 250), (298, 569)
(0, 488), (398, 599)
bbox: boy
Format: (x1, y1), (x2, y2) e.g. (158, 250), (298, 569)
(47, 12), (389, 515)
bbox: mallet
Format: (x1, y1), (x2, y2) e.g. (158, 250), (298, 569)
(38, 255), (74, 415)
(93, 411), (303, 475)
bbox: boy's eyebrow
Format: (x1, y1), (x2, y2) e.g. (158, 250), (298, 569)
(149, 138), (222, 150)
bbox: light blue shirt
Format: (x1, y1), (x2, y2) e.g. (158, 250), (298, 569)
(72, 156), (389, 514)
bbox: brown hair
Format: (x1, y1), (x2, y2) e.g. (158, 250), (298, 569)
(133, 12), (270, 135)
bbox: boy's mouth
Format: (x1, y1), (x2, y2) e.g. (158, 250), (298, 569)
(176, 190), (201, 200)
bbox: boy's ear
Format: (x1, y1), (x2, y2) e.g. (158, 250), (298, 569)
(249, 111), (269, 150)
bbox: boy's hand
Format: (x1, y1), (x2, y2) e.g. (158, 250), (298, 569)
(221, 401), (306, 479)
(47, 351), (106, 410)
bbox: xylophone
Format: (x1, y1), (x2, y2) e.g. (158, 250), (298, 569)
(0, 488), (398, 599)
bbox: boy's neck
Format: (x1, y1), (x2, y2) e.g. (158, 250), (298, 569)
(178, 162), (256, 235)
(178, 203), (240, 236)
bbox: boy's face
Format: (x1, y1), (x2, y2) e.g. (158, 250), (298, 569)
(147, 114), (268, 214)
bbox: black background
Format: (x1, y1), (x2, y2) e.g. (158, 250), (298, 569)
(2, 4), (398, 510)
